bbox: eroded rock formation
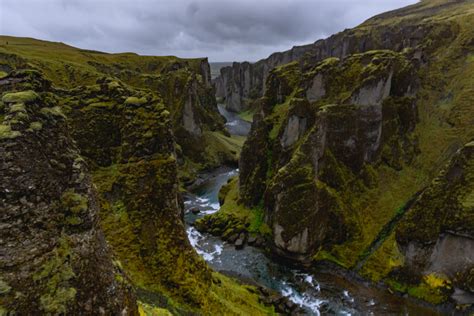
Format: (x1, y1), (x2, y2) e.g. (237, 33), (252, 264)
(0, 73), (137, 314)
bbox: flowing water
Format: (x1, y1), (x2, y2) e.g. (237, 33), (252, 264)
(184, 105), (441, 315)
(217, 104), (251, 136)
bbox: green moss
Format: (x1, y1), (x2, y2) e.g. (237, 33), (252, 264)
(28, 121), (43, 131)
(61, 190), (88, 214)
(407, 274), (451, 305)
(237, 109), (256, 122)
(0, 124), (21, 139)
(0, 278), (11, 295)
(268, 98), (291, 141)
(32, 237), (77, 314)
(359, 233), (404, 281)
(313, 250), (349, 268)
(273, 61), (301, 89)
(40, 106), (66, 119)
(88, 101), (116, 109)
(125, 96), (147, 106)
(9, 102), (27, 113)
(138, 302), (173, 316)
(201, 131), (246, 168)
(396, 141), (474, 245)
(207, 273), (275, 315)
(2, 90), (39, 104)
(461, 189), (474, 208)
(311, 57), (340, 73)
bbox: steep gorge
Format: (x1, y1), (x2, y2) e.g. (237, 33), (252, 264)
(205, 0), (474, 309)
(0, 39), (272, 314)
(1, 0), (473, 314)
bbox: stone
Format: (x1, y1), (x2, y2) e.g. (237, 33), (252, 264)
(306, 73), (326, 102)
(280, 115), (307, 148)
(247, 236), (257, 245)
(0, 82), (137, 314)
(227, 233), (239, 244)
(234, 233), (247, 250)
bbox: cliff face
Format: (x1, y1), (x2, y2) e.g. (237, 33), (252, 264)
(0, 37), (240, 179)
(0, 42), (274, 314)
(62, 75), (214, 309)
(213, 0), (460, 112)
(235, 0), (474, 305)
(395, 141), (474, 304)
(240, 50), (419, 259)
(0, 72), (137, 314)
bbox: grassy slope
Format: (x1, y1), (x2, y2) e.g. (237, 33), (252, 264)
(358, 2), (474, 280)
(0, 35), (200, 88)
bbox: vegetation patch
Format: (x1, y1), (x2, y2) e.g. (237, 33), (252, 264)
(32, 237), (77, 314)
(2, 90), (39, 104)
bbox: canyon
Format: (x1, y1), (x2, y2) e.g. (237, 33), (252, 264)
(1, 0), (473, 314)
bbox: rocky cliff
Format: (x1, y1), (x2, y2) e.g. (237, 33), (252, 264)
(394, 141), (474, 305)
(238, 49), (421, 260)
(214, 0), (464, 113)
(0, 72), (137, 314)
(0, 36), (241, 181)
(214, 0), (474, 307)
(0, 41), (273, 314)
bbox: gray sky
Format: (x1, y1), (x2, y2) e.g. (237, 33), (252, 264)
(0, 0), (417, 62)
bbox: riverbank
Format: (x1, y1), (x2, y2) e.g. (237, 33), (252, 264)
(184, 166), (447, 315)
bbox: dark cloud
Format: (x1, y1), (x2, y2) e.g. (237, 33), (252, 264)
(0, 0), (417, 62)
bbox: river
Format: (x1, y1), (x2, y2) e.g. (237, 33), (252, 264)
(184, 105), (441, 315)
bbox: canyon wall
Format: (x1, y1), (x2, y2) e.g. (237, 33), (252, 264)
(209, 0), (474, 306)
(213, 0), (460, 112)
(0, 72), (138, 314)
(0, 38), (272, 314)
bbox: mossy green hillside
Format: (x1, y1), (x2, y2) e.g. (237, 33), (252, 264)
(0, 36), (204, 88)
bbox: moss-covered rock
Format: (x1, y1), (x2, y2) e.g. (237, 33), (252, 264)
(388, 142), (474, 304)
(239, 50), (419, 261)
(236, 2), (474, 307)
(0, 83), (137, 314)
(0, 67), (273, 315)
(2, 90), (39, 104)
(0, 37), (234, 179)
(196, 177), (270, 247)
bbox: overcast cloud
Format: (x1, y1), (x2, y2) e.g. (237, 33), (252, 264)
(0, 0), (417, 62)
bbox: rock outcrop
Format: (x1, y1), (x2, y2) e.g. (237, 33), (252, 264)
(239, 51), (418, 260)
(0, 37), (240, 180)
(62, 76), (214, 309)
(394, 141), (474, 304)
(0, 73), (137, 314)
